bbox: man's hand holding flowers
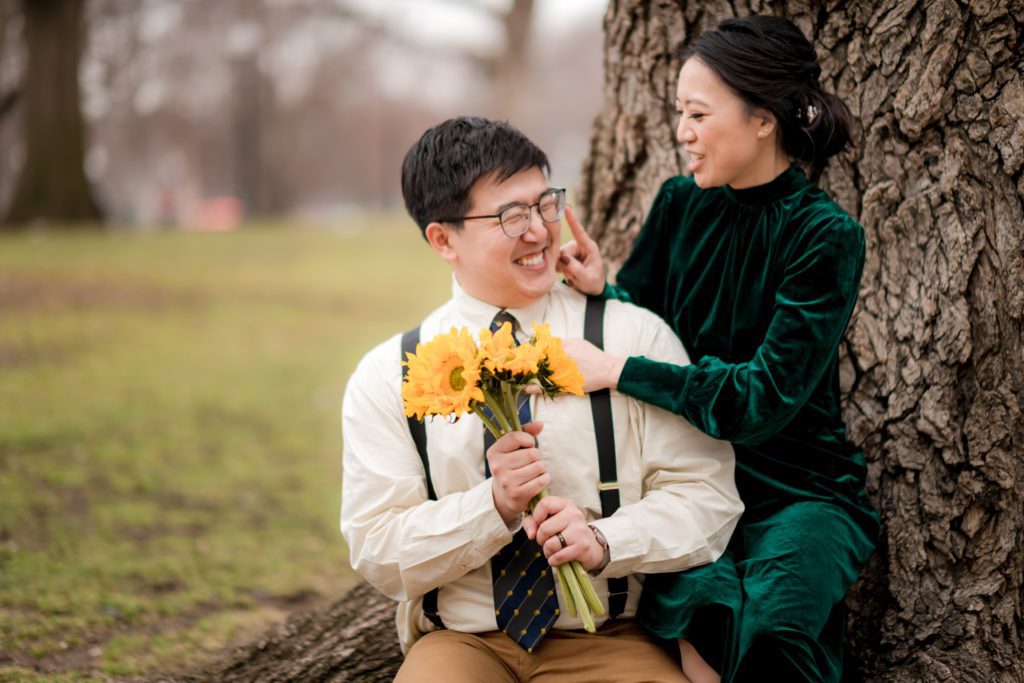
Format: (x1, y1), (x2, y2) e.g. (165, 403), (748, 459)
(487, 421), (549, 525)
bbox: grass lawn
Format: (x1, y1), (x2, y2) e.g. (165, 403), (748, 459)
(0, 217), (450, 681)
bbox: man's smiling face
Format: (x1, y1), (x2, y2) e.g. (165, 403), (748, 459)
(430, 166), (561, 309)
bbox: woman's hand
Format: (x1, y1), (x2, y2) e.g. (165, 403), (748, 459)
(562, 338), (626, 393)
(558, 206), (607, 296)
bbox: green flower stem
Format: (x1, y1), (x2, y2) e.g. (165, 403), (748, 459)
(473, 405), (503, 441)
(554, 563), (576, 618)
(480, 386), (513, 433)
(503, 382), (523, 431)
(563, 563), (594, 632)
(571, 561), (605, 616)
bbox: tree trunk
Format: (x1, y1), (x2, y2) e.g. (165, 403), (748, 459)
(2, 0), (101, 226)
(183, 583), (403, 683)
(495, 0), (535, 125)
(579, 1), (1024, 680)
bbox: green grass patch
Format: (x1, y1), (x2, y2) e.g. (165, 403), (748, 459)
(0, 217), (450, 679)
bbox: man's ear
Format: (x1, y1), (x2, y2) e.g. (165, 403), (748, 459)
(425, 222), (459, 265)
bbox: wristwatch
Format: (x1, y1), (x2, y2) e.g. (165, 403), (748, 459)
(587, 524), (611, 575)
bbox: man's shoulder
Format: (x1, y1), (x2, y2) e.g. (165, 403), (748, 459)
(605, 298), (689, 365)
(348, 331), (403, 396)
(350, 299), (454, 384)
(548, 283), (688, 365)
(548, 282), (663, 325)
(603, 296), (669, 330)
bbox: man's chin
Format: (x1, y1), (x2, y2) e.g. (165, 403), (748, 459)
(504, 274), (556, 307)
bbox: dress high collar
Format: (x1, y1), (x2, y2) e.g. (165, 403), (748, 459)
(721, 164), (810, 207)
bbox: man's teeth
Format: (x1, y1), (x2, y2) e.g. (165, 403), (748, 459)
(516, 253), (544, 266)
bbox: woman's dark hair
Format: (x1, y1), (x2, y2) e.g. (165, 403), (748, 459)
(678, 15), (853, 181)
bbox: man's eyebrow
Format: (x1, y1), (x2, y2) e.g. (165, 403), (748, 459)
(493, 187), (556, 214)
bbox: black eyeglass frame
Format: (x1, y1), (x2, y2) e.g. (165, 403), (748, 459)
(435, 187), (567, 238)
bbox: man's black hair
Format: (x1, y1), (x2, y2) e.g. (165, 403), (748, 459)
(401, 116), (550, 235)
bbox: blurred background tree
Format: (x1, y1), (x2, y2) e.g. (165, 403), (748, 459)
(2, 0), (100, 225)
(0, 0), (603, 228)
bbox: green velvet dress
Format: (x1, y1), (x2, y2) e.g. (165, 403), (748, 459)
(606, 166), (879, 682)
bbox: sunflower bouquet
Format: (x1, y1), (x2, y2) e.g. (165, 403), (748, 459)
(402, 321), (605, 632)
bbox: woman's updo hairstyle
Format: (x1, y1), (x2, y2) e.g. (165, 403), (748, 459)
(678, 15), (853, 181)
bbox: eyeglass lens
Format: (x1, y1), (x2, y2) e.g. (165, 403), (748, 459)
(499, 190), (566, 237)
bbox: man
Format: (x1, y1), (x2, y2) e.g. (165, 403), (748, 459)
(341, 116), (742, 681)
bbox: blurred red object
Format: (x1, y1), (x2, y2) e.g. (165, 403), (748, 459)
(186, 197), (243, 232)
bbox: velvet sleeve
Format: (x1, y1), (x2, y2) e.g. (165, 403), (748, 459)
(616, 215), (866, 445)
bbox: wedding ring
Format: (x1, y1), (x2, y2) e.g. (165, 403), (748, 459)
(556, 532), (568, 549)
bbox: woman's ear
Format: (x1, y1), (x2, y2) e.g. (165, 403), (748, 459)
(425, 222), (459, 265)
(753, 107), (774, 137)
(755, 109), (777, 139)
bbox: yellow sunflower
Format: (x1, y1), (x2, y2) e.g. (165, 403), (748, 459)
(402, 326), (485, 420)
(478, 322), (544, 379)
(531, 323), (584, 396)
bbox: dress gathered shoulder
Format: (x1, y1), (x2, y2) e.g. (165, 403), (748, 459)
(606, 165), (879, 682)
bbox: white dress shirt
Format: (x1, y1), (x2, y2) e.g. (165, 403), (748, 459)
(341, 278), (742, 652)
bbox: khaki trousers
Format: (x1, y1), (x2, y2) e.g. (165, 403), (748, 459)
(395, 620), (689, 682)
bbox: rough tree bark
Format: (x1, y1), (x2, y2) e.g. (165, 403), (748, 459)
(185, 583), (403, 683)
(2, 0), (101, 226)
(191, 1), (1022, 681)
(578, 1), (1023, 681)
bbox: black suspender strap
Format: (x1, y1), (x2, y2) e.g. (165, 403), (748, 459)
(583, 296), (628, 619)
(401, 326), (444, 629)
(402, 327), (437, 501)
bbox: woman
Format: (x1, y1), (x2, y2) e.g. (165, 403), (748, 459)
(557, 15), (879, 683)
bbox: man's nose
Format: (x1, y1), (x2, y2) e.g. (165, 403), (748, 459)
(522, 205), (547, 240)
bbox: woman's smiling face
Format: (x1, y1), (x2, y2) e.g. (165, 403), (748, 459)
(674, 57), (780, 190)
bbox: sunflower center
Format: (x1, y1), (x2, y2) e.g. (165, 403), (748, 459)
(449, 365), (467, 391)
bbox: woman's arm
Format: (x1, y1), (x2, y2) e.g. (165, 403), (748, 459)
(617, 216), (866, 445)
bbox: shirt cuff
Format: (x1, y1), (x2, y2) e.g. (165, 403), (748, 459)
(586, 517), (644, 579)
(474, 478), (522, 538)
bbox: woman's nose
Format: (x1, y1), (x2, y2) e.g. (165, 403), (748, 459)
(677, 120), (695, 144)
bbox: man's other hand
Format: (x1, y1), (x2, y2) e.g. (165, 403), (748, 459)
(523, 496), (605, 571)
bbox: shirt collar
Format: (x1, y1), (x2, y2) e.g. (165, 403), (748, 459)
(450, 275), (551, 341)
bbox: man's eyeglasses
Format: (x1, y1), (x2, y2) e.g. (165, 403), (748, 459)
(437, 188), (567, 238)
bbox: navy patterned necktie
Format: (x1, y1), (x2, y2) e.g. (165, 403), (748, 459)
(485, 311), (560, 652)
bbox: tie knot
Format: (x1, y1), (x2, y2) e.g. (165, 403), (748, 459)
(490, 310), (519, 337)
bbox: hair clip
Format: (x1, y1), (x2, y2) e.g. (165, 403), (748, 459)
(806, 104), (819, 124)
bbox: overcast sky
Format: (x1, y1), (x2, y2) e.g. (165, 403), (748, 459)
(346, 0), (607, 49)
